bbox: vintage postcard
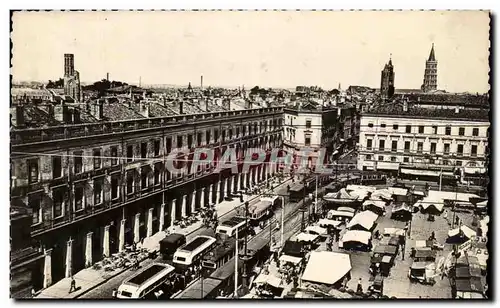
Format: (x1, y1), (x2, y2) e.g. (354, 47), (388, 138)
(9, 10), (490, 300)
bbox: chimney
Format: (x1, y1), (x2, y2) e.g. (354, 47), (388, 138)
(139, 101), (150, 117)
(106, 72), (109, 82)
(205, 99), (209, 112)
(92, 99), (104, 120)
(179, 100), (184, 114)
(455, 106), (460, 114)
(54, 103), (69, 123)
(201, 75), (203, 90)
(10, 105), (25, 128)
(73, 108), (81, 123)
(403, 101), (408, 112)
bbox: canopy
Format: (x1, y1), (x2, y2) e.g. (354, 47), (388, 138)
(318, 219), (342, 228)
(279, 254), (303, 265)
(370, 189), (393, 201)
(448, 225), (476, 239)
(342, 230), (372, 245)
(383, 228), (405, 237)
(391, 203), (413, 213)
(327, 210), (354, 219)
(373, 244), (398, 256)
(261, 195), (279, 204)
(346, 185), (377, 193)
(387, 187), (408, 196)
(323, 189), (359, 203)
(347, 211), (378, 231)
(253, 274), (282, 288)
(337, 207), (356, 213)
(418, 200), (445, 212)
(363, 200), (386, 209)
(477, 200), (488, 207)
(305, 225), (328, 236)
(296, 233), (319, 243)
(301, 251), (352, 285)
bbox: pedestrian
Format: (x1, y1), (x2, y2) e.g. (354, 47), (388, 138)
(356, 278), (363, 294)
(31, 288), (36, 298)
(69, 276), (77, 293)
(112, 288), (118, 299)
(342, 277), (349, 289)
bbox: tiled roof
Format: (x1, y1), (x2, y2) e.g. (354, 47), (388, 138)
(102, 103), (145, 121)
(11, 87), (52, 98)
(367, 102), (490, 121)
(149, 102), (178, 117)
(394, 93), (489, 106)
(21, 105), (61, 127)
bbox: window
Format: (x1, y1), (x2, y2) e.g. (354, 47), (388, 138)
(188, 134), (193, 148)
(177, 135), (183, 148)
(197, 132), (203, 146)
(141, 168), (148, 189)
(379, 140), (385, 151)
(380, 123), (386, 128)
(52, 156), (62, 179)
(432, 126), (438, 134)
(29, 197), (41, 225)
(444, 143), (450, 154)
(368, 123), (374, 128)
(418, 126), (424, 134)
(306, 119), (312, 129)
(378, 155), (384, 161)
(127, 145), (134, 162)
(391, 140), (398, 152)
(93, 149), (101, 169)
(214, 130), (219, 142)
(222, 130), (226, 141)
(236, 127), (240, 138)
(74, 152), (83, 174)
(53, 189), (64, 218)
(445, 126), (451, 135)
(126, 173), (134, 195)
(406, 125), (412, 133)
(367, 139), (373, 150)
(471, 145), (478, 157)
(111, 147), (118, 165)
(141, 142), (148, 158)
(459, 127), (465, 136)
(28, 159), (39, 184)
(417, 142), (423, 153)
(430, 143), (436, 154)
(472, 128), (479, 136)
(74, 185), (84, 211)
(242, 126), (246, 136)
(404, 141), (411, 153)
(365, 155), (372, 161)
(403, 157), (410, 163)
(305, 135), (311, 146)
(94, 179), (103, 205)
(154, 165), (161, 186)
(393, 124), (399, 130)
(166, 138), (172, 154)
(391, 156), (397, 162)
(111, 176), (119, 200)
(154, 140), (160, 157)
(457, 144), (464, 156)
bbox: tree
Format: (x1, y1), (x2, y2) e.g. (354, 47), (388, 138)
(46, 78), (64, 88)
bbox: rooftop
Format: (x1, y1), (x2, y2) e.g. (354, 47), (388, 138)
(366, 102), (489, 121)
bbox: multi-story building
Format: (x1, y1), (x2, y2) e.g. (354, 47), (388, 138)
(283, 101), (342, 170)
(357, 99), (489, 183)
(10, 98), (283, 290)
(10, 206), (44, 298)
(421, 44), (438, 92)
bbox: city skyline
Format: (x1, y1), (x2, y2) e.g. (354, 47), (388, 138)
(11, 10), (490, 93)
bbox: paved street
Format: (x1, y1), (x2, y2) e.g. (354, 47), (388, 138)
(80, 178), (299, 299)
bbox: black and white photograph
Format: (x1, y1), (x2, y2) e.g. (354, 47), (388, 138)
(9, 9), (491, 300)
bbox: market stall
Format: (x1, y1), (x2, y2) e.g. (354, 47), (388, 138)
(347, 211), (378, 231)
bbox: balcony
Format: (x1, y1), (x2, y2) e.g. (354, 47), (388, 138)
(11, 107), (283, 146)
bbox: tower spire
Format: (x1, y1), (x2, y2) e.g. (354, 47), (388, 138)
(388, 53), (393, 66)
(428, 43), (436, 61)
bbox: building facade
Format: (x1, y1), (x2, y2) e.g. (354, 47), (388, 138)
(380, 57), (395, 100)
(357, 100), (489, 181)
(10, 106), (283, 290)
(421, 44), (438, 92)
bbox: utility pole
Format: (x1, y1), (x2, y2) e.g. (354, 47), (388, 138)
(281, 196), (285, 247)
(234, 228), (239, 298)
(240, 201), (250, 293)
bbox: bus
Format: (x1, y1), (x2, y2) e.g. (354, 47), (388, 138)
(201, 236), (236, 271)
(173, 235), (217, 268)
(216, 217), (247, 238)
(289, 183), (305, 203)
(117, 263), (176, 299)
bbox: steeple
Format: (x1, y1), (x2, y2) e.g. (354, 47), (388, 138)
(388, 53), (393, 66)
(428, 43), (436, 62)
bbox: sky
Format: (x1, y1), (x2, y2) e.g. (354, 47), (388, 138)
(11, 10), (490, 93)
